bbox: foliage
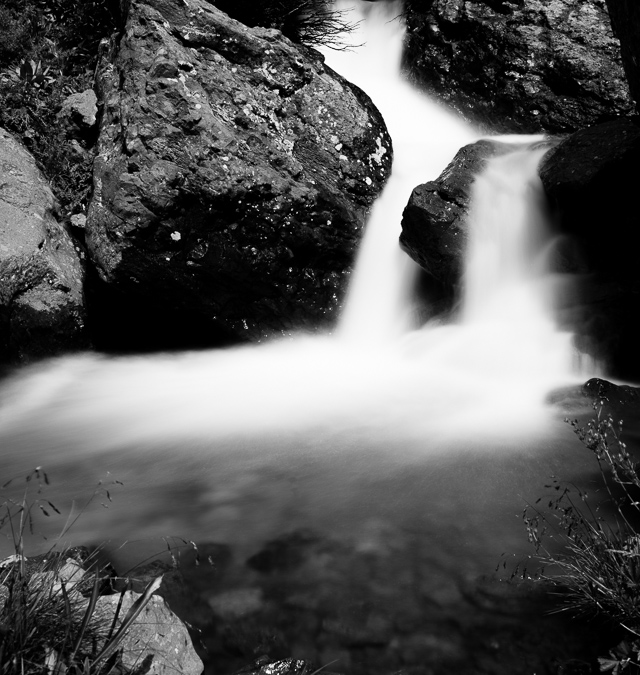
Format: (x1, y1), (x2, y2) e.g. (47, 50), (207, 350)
(521, 400), (640, 673)
(0, 469), (161, 674)
(0, 0), (120, 74)
(0, 0), (119, 218)
(213, 0), (358, 49)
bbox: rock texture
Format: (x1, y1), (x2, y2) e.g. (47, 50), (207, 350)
(539, 117), (640, 379)
(0, 127), (87, 363)
(95, 591), (204, 674)
(86, 0), (392, 346)
(399, 139), (514, 314)
(402, 0), (633, 134)
(606, 0), (640, 109)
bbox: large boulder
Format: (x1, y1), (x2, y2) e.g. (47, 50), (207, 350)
(0, 127), (87, 363)
(539, 117), (640, 379)
(402, 0), (633, 134)
(86, 0), (392, 348)
(399, 139), (513, 314)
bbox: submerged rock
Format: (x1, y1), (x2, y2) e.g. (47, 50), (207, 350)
(0, 127), (87, 363)
(539, 117), (640, 379)
(402, 0), (633, 133)
(87, 0), (391, 347)
(399, 139), (513, 314)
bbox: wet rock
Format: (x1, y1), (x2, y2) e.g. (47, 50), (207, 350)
(606, 1), (640, 109)
(399, 139), (513, 314)
(86, 0), (392, 349)
(402, 0), (633, 133)
(577, 378), (640, 424)
(0, 127), (88, 363)
(236, 657), (327, 675)
(538, 117), (640, 378)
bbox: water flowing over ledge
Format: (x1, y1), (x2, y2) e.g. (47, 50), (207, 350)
(0, 0), (597, 555)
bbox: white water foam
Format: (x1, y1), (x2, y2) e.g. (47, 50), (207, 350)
(0, 1), (596, 553)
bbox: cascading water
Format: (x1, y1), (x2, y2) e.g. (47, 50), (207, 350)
(323, 0), (478, 342)
(0, 0), (598, 621)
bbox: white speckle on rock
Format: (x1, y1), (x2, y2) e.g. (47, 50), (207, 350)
(335, 143), (343, 151)
(171, 231), (181, 241)
(364, 176), (372, 186)
(369, 136), (388, 165)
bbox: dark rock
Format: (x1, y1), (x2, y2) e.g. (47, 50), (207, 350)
(606, 1), (640, 109)
(399, 139), (514, 314)
(247, 530), (319, 574)
(0, 127), (88, 363)
(582, 377), (640, 417)
(539, 117), (640, 378)
(86, 0), (392, 349)
(402, 0), (633, 134)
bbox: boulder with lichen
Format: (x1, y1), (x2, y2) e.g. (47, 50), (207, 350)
(86, 0), (392, 349)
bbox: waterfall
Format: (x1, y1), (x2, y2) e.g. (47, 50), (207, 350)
(0, 0), (597, 556)
(321, 0), (478, 343)
(456, 147), (582, 382)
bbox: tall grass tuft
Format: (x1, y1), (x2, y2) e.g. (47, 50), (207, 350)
(521, 398), (640, 672)
(0, 469), (161, 674)
(213, 0), (359, 49)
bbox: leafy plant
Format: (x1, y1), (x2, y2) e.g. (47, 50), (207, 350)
(16, 59), (56, 87)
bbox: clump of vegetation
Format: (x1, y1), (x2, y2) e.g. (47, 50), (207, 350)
(0, 469), (161, 674)
(213, 0), (358, 49)
(0, 0), (120, 218)
(522, 400), (640, 673)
